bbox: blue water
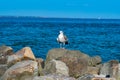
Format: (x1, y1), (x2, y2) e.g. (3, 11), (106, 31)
(0, 16), (120, 62)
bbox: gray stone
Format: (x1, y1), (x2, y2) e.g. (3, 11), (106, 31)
(1, 60), (38, 80)
(117, 64), (120, 80)
(100, 60), (119, 79)
(45, 48), (102, 78)
(0, 45), (13, 64)
(0, 45), (13, 56)
(36, 58), (44, 69)
(100, 62), (110, 75)
(88, 56), (102, 66)
(36, 58), (45, 76)
(33, 74), (76, 80)
(0, 64), (8, 77)
(59, 56), (88, 78)
(77, 74), (94, 80)
(44, 59), (69, 76)
(87, 67), (100, 75)
(45, 48), (89, 65)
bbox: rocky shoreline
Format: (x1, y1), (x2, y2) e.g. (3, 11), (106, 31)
(0, 45), (119, 80)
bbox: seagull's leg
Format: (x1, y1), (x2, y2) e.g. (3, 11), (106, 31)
(62, 43), (65, 49)
(60, 43), (62, 48)
(62, 43), (63, 48)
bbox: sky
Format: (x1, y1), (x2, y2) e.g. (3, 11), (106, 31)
(0, 0), (120, 19)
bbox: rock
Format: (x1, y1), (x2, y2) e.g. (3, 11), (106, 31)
(7, 47), (36, 67)
(36, 58), (44, 69)
(45, 48), (68, 65)
(92, 77), (116, 80)
(117, 64), (120, 80)
(36, 58), (45, 76)
(93, 74), (106, 77)
(33, 74), (76, 80)
(87, 67), (100, 75)
(37, 62), (43, 76)
(1, 60), (38, 80)
(0, 45), (13, 64)
(0, 57), (7, 64)
(91, 74), (116, 80)
(0, 64), (8, 77)
(88, 56), (102, 66)
(45, 48), (90, 65)
(59, 56), (88, 78)
(44, 59), (69, 76)
(46, 48), (102, 78)
(15, 47), (36, 60)
(100, 60), (119, 79)
(0, 45), (13, 56)
(77, 74), (95, 80)
(100, 62), (110, 75)
(45, 48), (103, 78)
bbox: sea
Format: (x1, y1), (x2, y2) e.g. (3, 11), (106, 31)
(0, 16), (120, 62)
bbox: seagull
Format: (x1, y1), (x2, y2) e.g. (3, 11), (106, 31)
(57, 31), (68, 48)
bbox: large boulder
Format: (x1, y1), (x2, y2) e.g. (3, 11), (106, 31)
(45, 48), (68, 65)
(100, 60), (119, 80)
(33, 74), (76, 80)
(1, 60), (38, 80)
(44, 59), (69, 76)
(45, 48), (102, 78)
(0, 45), (13, 64)
(45, 48), (90, 65)
(7, 47), (36, 67)
(46, 49), (89, 78)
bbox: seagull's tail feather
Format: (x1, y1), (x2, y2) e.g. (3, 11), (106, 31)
(65, 41), (68, 44)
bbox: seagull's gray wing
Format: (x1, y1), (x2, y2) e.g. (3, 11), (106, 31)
(64, 35), (68, 41)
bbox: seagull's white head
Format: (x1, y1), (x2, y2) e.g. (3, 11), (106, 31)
(59, 31), (63, 34)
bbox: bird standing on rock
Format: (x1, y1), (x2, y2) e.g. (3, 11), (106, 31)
(57, 31), (68, 48)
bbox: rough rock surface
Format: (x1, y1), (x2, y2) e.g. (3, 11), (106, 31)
(1, 60), (38, 80)
(117, 64), (120, 80)
(46, 48), (102, 67)
(0, 45), (13, 56)
(15, 47), (36, 60)
(33, 74), (76, 80)
(77, 74), (95, 80)
(92, 77), (116, 80)
(46, 48), (102, 78)
(0, 64), (8, 77)
(44, 59), (69, 76)
(0, 45), (13, 64)
(36, 58), (45, 76)
(7, 47), (36, 67)
(45, 48), (90, 65)
(45, 48), (68, 65)
(100, 60), (119, 80)
(59, 56), (88, 78)
(87, 67), (100, 75)
(88, 56), (102, 66)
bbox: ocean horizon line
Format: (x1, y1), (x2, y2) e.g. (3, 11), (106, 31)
(0, 15), (120, 20)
